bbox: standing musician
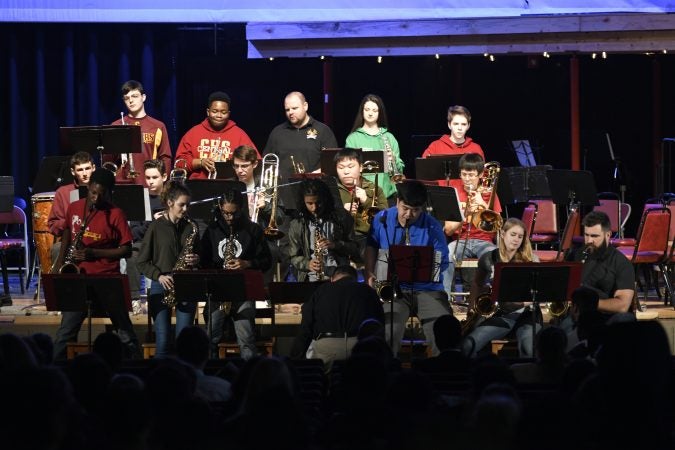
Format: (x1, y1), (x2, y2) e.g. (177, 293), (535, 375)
(443, 153), (500, 296)
(47, 151), (96, 266)
(334, 148), (387, 259)
(136, 181), (199, 358)
(345, 94), (405, 204)
(200, 188), (272, 359)
(422, 105), (485, 159)
(461, 218), (540, 358)
(364, 180), (451, 355)
(263, 91), (338, 181)
(232, 144), (286, 283)
(52, 169), (140, 360)
(126, 159), (168, 308)
(175, 91), (258, 180)
(288, 178), (359, 282)
(106, 80), (172, 182)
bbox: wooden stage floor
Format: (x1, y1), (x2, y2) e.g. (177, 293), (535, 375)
(2, 272), (675, 354)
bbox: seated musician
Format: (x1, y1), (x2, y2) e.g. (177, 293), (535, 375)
(443, 152), (500, 296)
(558, 211), (636, 339)
(461, 218), (539, 358)
(200, 188), (271, 359)
(288, 178), (359, 281)
(364, 180), (451, 355)
(136, 181), (199, 358)
(47, 151), (95, 266)
(334, 148), (387, 259)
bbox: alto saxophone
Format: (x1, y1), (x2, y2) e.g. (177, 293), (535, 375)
(219, 225), (236, 313)
(59, 205), (96, 274)
(382, 135), (405, 183)
(163, 216), (199, 308)
(312, 218), (328, 281)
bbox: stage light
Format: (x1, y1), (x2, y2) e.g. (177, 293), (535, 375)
(377, 56), (382, 63)
(543, 51), (550, 58)
(489, 54), (495, 62)
(601, 51), (607, 59)
(591, 53), (597, 59)
(320, 55), (325, 60)
(435, 54), (440, 60)
(268, 57), (274, 61)
(663, 49), (668, 54)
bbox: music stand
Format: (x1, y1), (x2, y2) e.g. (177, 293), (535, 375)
(59, 125), (142, 165)
(186, 179), (247, 224)
(173, 269), (264, 357)
(511, 140), (538, 167)
(112, 184), (150, 221)
(0, 176), (13, 213)
(415, 155), (462, 183)
(492, 261), (582, 355)
(42, 273), (132, 351)
(425, 185), (463, 223)
(388, 244), (438, 351)
(32, 156), (74, 193)
(498, 165), (553, 205)
(546, 170), (599, 212)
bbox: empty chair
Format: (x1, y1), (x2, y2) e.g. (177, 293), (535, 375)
(529, 199), (558, 248)
(521, 202), (537, 239)
(534, 208), (580, 262)
(0, 205), (30, 296)
(616, 207), (671, 305)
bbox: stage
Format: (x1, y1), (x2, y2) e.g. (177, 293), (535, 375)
(2, 272), (675, 356)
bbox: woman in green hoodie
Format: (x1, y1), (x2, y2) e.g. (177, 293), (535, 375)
(345, 94), (405, 205)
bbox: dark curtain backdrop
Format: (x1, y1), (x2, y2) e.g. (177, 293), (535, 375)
(2, 23), (673, 235)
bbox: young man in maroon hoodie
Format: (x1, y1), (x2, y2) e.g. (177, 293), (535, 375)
(422, 105), (485, 159)
(175, 91), (259, 180)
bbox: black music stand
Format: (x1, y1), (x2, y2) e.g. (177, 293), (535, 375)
(388, 244), (437, 351)
(425, 185), (463, 223)
(32, 156), (74, 193)
(42, 273), (132, 351)
(492, 262), (582, 356)
(498, 165), (553, 205)
(415, 155), (462, 183)
(186, 179), (247, 223)
(173, 269), (264, 357)
(112, 184), (150, 221)
(59, 125), (142, 165)
(0, 176), (13, 213)
(546, 170), (599, 212)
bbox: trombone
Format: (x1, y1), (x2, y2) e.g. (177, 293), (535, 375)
(256, 154), (284, 240)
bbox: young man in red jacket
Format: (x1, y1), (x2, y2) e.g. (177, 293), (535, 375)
(175, 91), (259, 180)
(422, 105), (485, 159)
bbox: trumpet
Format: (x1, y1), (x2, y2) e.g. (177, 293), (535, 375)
(170, 159), (188, 184)
(290, 155), (305, 174)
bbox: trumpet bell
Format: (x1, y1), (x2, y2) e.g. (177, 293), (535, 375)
(474, 292), (498, 318)
(547, 301), (569, 317)
(473, 210), (503, 233)
(58, 263), (80, 274)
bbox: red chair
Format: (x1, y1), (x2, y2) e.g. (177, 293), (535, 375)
(529, 199), (558, 248)
(617, 207), (671, 304)
(534, 208), (580, 262)
(0, 205), (30, 297)
(521, 202), (537, 239)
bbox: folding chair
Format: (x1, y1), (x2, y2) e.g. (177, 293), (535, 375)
(529, 199), (558, 248)
(0, 205), (30, 296)
(534, 207), (580, 262)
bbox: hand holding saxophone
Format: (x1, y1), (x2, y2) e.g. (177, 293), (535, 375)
(224, 258), (251, 270)
(158, 274), (174, 291)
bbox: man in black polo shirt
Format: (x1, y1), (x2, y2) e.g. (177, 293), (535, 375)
(263, 91), (338, 181)
(290, 265), (384, 368)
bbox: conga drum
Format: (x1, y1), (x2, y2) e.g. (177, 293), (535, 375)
(31, 192), (55, 274)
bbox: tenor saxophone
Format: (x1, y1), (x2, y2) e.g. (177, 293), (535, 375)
(58, 205), (96, 274)
(312, 218), (328, 281)
(163, 216), (199, 308)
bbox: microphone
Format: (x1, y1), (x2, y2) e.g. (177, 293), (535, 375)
(581, 245), (592, 263)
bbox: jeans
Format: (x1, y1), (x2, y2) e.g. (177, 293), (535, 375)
(53, 288), (140, 360)
(445, 239), (497, 295)
(122, 242), (144, 300)
(205, 300), (258, 360)
(461, 307), (540, 358)
(385, 289), (451, 356)
(148, 280), (196, 358)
